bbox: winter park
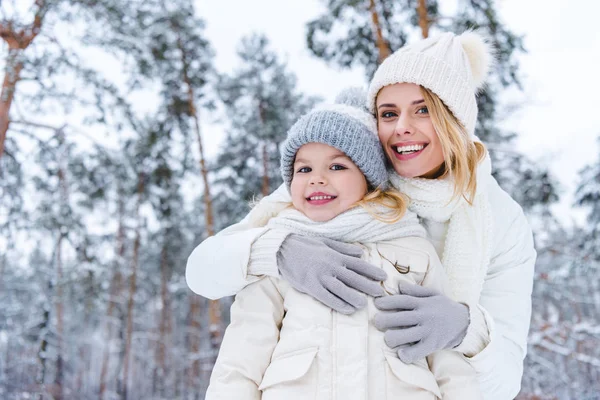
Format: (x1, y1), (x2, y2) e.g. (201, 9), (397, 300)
(1, 0), (599, 399)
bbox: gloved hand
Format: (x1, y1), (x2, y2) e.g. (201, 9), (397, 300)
(277, 234), (387, 314)
(373, 282), (469, 364)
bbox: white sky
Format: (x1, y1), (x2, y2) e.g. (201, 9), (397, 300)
(197, 0), (600, 225)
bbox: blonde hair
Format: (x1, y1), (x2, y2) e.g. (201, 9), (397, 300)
(355, 187), (408, 224)
(420, 87), (486, 204)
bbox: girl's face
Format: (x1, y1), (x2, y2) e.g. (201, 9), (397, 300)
(376, 83), (445, 178)
(290, 142), (368, 222)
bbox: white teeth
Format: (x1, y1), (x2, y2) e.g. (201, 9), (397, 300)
(309, 195), (334, 200)
(395, 144), (425, 154)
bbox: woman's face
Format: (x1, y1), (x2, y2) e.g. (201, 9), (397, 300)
(376, 83), (445, 178)
(290, 143), (368, 222)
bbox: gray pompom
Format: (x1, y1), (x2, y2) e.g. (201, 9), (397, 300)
(334, 87), (368, 112)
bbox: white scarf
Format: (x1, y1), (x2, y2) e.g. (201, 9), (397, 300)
(389, 154), (494, 304)
(267, 206), (427, 244)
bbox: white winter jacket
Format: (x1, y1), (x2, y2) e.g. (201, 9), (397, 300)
(205, 237), (482, 400)
(188, 179), (536, 400)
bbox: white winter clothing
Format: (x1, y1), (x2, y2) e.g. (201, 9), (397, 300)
(187, 169), (536, 399)
(389, 153), (494, 306)
(205, 206), (482, 399)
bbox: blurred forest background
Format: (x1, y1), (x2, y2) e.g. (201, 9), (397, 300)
(1, 0), (599, 399)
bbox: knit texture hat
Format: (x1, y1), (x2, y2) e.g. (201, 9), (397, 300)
(367, 31), (494, 136)
(281, 87), (388, 191)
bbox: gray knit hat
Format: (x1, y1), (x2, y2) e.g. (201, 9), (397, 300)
(367, 31), (494, 137)
(281, 87), (388, 191)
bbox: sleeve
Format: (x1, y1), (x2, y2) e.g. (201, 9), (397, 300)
(205, 277), (285, 400)
(460, 183), (537, 400)
(427, 350), (483, 400)
(185, 184), (292, 299)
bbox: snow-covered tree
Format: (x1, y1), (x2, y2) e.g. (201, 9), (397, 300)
(211, 34), (318, 230)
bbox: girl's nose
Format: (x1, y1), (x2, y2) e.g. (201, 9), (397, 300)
(309, 175), (327, 185)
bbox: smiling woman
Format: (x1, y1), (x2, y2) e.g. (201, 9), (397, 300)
(376, 83), (445, 179)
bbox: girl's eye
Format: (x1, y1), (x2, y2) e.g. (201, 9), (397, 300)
(297, 166), (311, 173)
(416, 106), (429, 115)
(330, 164), (347, 171)
(380, 111), (397, 119)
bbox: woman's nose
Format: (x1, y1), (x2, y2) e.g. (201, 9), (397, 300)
(394, 115), (414, 135)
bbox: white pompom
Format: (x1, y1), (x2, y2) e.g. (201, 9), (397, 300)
(458, 30), (495, 90)
(334, 87), (368, 111)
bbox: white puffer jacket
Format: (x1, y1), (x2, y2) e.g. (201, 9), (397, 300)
(187, 178), (536, 399)
(206, 237), (482, 400)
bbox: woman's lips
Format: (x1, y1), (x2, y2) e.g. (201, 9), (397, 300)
(392, 143), (427, 161)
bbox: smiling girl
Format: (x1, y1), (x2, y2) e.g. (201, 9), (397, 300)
(203, 89), (482, 400)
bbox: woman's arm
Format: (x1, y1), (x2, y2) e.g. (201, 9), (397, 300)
(372, 187), (536, 399)
(186, 184), (387, 311)
(460, 183), (536, 400)
(185, 185), (291, 299)
(205, 277), (285, 399)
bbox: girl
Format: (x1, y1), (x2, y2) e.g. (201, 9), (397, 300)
(188, 31), (536, 400)
(203, 90), (481, 399)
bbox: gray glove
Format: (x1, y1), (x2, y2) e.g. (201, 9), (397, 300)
(277, 234), (387, 315)
(373, 282), (469, 364)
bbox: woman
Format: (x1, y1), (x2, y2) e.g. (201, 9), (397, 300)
(186, 31), (535, 399)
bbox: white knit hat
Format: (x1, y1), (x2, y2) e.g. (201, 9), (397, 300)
(367, 31), (494, 137)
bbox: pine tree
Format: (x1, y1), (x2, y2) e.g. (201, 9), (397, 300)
(305, 0), (558, 213)
(574, 137), (600, 256)
(118, 2), (220, 394)
(518, 138), (600, 398)
(0, 0), (137, 161)
(212, 34), (319, 230)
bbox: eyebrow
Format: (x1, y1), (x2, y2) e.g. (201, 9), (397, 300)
(294, 153), (350, 165)
(378, 99), (425, 109)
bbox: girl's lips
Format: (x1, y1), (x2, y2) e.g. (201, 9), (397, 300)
(306, 192), (337, 206)
(307, 198), (336, 206)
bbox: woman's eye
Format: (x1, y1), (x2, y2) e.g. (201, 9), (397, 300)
(380, 111), (397, 119)
(330, 164), (347, 171)
(297, 166), (311, 173)
(417, 106), (429, 115)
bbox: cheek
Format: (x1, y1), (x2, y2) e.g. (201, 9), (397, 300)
(378, 127), (390, 146)
(347, 176), (368, 201)
(290, 180), (303, 204)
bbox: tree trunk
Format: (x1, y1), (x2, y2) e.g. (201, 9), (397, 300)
(0, 47), (23, 161)
(52, 129), (69, 400)
(178, 35), (221, 395)
(369, 0), (391, 63)
(262, 143), (269, 196)
(0, 1), (46, 160)
(122, 173), (144, 400)
(417, 0), (430, 38)
(99, 198), (126, 399)
(154, 242), (172, 397)
(36, 306), (50, 400)
(258, 101), (270, 197)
